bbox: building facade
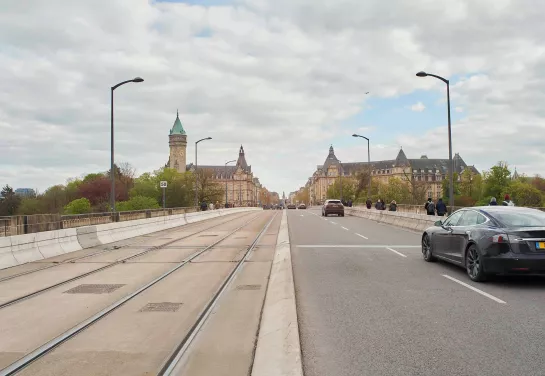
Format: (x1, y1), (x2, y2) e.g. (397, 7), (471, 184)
(167, 112), (264, 206)
(308, 145), (478, 205)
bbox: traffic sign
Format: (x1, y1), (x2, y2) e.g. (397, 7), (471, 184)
(160, 181), (168, 188)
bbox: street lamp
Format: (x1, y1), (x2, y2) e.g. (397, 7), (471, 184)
(225, 159), (236, 208)
(416, 71), (453, 213)
(338, 160), (343, 202)
(352, 134), (371, 199)
(194, 137), (212, 207)
(110, 77), (144, 213)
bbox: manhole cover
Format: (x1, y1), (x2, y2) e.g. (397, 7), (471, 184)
(199, 235), (218, 237)
(140, 302), (183, 312)
(236, 284), (262, 291)
(64, 284), (125, 294)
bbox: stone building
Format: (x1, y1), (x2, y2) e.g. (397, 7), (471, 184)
(309, 145), (478, 205)
(166, 112), (264, 206)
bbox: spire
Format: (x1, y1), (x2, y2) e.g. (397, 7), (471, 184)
(328, 144), (334, 157)
(236, 145), (248, 170)
(395, 148), (409, 167)
(170, 110), (186, 135)
(512, 167), (520, 180)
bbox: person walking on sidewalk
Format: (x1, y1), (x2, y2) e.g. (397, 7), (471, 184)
(425, 198), (435, 216)
(436, 198), (447, 216)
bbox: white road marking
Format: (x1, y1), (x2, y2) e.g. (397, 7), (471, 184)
(297, 245), (419, 248)
(341, 226), (349, 230)
(300, 215), (304, 217)
(330, 222), (337, 225)
(442, 274), (506, 304)
(355, 233), (368, 239)
(385, 247), (407, 258)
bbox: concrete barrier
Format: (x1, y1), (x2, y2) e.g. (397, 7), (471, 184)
(1, 207), (262, 270)
(346, 208), (436, 232)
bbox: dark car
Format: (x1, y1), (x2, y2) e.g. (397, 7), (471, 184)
(422, 206), (545, 282)
(298, 203), (306, 209)
(322, 199), (344, 217)
(287, 204), (296, 209)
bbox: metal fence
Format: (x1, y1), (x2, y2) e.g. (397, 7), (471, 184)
(0, 206), (198, 237)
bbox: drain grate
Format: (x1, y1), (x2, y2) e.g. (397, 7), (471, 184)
(236, 284), (262, 291)
(64, 284), (125, 294)
(139, 302), (183, 312)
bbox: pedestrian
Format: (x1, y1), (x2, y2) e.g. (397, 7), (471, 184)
(348, 199), (353, 207)
(502, 194), (515, 206)
(389, 200), (397, 211)
(366, 198), (372, 209)
(375, 199), (382, 210)
(436, 198), (447, 216)
(424, 198), (435, 216)
(489, 197), (498, 206)
(200, 201), (208, 211)
(380, 198), (386, 210)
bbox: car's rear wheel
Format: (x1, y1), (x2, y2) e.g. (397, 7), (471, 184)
(466, 245), (487, 282)
(422, 234), (435, 262)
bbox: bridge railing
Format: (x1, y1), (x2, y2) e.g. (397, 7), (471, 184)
(0, 206), (199, 237)
(353, 203), (545, 214)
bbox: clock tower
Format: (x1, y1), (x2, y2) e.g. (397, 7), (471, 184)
(169, 110), (187, 173)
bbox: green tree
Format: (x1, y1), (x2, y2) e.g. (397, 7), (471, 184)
(17, 198), (44, 215)
(64, 198), (91, 214)
(130, 172), (159, 199)
(197, 169), (224, 204)
(0, 184), (22, 216)
(117, 196), (160, 211)
(442, 172), (461, 202)
(83, 173), (104, 183)
(506, 181), (544, 207)
(483, 162), (511, 200)
(326, 179), (356, 201)
(380, 177), (411, 204)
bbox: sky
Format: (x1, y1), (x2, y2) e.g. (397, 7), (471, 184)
(1, 0), (545, 195)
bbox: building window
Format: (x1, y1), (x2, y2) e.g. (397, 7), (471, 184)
(428, 191), (432, 198)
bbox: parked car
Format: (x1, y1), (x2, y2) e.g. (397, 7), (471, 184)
(322, 199), (344, 217)
(422, 206), (545, 282)
(287, 204), (296, 209)
(298, 203), (306, 209)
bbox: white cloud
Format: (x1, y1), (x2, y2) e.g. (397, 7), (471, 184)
(1, 0), (545, 194)
(410, 102), (426, 112)
(455, 107), (464, 112)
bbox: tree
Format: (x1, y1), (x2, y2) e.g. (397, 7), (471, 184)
(117, 196), (160, 211)
(155, 168), (194, 207)
(64, 198), (92, 214)
(353, 170), (371, 201)
(78, 176), (128, 207)
(507, 181), (544, 207)
(402, 171), (430, 204)
(326, 179), (356, 201)
(0, 184), (22, 216)
(17, 198), (44, 215)
(130, 173), (159, 199)
(295, 187), (310, 204)
(379, 177), (411, 204)
(483, 162), (511, 200)
(197, 169), (224, 204)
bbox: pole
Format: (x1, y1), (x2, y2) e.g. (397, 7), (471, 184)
(367, 138), (371, 199)
(162, 187), (166, 209)
(447, 80), (453, 214)
(225, 164), (228, 207)
(339, 163), (343, 201)
(110, 88), (115, 213)
(195, 142), (198, 207)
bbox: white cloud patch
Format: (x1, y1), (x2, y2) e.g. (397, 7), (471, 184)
(410, 102), (426, 112)
(1, 0), (545, 193)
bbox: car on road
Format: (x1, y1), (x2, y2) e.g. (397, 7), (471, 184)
(287, 204), (296, 209)
(298, 203), (306, 209)
(422, 206), (545, 282)
(322, 199), (344, 217)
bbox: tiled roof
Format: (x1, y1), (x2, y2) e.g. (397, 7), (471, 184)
(169, 110), (186, 135)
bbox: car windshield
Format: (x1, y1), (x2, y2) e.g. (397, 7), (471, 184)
(328, 200), (341, 204)
(494, 211), (545, 227)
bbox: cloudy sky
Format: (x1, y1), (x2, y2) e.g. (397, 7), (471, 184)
(1, 0), (544, 195)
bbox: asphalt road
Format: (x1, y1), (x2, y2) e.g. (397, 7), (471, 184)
(289, 207), (545, 376)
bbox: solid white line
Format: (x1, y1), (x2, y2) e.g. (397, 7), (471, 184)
(330, 222), (337, 225)
(341, 226), (349, 230)
(442, 274), (506, 304)
(355, 233), (368, 239)
(385, 247), (407, 258)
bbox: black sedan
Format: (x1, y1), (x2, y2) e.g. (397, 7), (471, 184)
(422, 206), (545, 282)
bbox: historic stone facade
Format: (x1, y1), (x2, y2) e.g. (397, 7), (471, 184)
(167, 112), (267, 206)
(308, 145), (478, 205)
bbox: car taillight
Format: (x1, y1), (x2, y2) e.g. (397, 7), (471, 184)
(491, 234), (508, 243)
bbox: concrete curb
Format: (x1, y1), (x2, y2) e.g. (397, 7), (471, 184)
(346, 207), (436, 232)
(252, 210), (304, 376)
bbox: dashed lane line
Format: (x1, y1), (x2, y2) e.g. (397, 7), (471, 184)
(442, 274), (506, 304)
(385, 247), (408, 258)
(355, 233), (368, 240)
(341, 226), (349, 231)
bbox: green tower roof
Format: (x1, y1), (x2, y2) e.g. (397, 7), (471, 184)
(170, 110), (186, 135)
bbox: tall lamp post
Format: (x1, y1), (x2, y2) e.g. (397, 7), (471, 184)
(194, 137), (212, 207)
(338, 160), (343, 201)
(416, 71), (453, 213)
(352, 134), (371, 199)
(225, 159), (236, 208)
(110, 77), (144, 213)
